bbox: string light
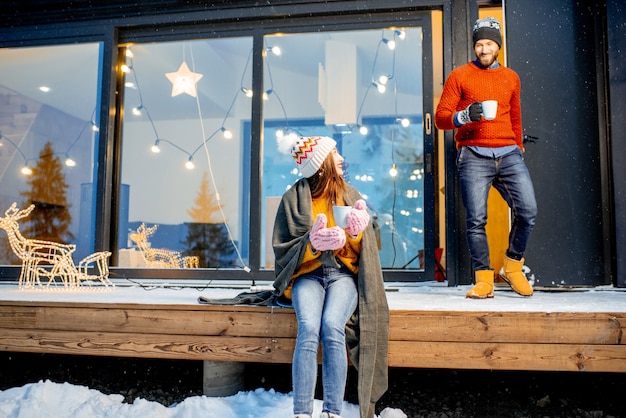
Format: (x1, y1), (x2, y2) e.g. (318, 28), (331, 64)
(0, 132), (33, 176)
(389, 163), (398, 177)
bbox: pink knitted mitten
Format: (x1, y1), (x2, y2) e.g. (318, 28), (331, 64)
(345, 199), (370, 236)
(310, 214), (346, 251)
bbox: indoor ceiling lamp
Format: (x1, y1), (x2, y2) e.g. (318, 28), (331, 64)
(165, 61), (203, 97)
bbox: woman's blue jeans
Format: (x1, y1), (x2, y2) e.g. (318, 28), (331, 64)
(291, 264), (358, 416)
(457, 147), (538, 271)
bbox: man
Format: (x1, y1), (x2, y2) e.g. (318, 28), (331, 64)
(435, 16), (537, 299)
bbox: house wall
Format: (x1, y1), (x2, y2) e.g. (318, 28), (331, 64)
(0, 0), (622, 287)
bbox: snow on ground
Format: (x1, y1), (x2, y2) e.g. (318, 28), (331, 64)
(0, 380), (407, 418)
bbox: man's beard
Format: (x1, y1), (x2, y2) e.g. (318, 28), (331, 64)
(477, 51), (499, 67)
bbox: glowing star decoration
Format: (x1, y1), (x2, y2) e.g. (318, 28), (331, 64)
(165, 61), (203, 97)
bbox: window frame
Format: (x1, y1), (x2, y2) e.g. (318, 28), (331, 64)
(0, 7), (441, 284)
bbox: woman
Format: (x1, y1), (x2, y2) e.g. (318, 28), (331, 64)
(272, 134), (389, 418)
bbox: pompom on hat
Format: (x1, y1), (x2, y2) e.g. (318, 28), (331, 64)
(277, 133), (336, 178)
(473, 16), (502, 48)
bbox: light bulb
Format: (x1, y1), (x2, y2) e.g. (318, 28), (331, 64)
(270, 46), (281, 56)
(132, 106), (142, 116)
(389, 163), (398, 177)
(376, 83), (386, 94)
(359, 126), (368, 135)
(65, 157), (76, 167)
(151, 144), (161, 153)
(222, 128), (233, 139)
(21, 166), (33, 176)
(383, 39), (396, 50)
(185, 158), (195, 170)
(379, 75), (389, 85)
(121, 64), (131, 73)
(400, 118), (410, 127)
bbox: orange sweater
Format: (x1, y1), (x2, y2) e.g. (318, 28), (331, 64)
(435, 61), (523, 150)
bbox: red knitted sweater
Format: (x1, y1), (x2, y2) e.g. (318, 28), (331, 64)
(435, 61), (523, 150)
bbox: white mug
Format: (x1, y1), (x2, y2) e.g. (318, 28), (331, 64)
(482, 100), (498, 120)
(332, 205), (352, 228)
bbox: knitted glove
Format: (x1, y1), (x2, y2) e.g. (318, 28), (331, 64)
(309, 214), (346, 252)
(345, 199), (370, 236)
(457, 102), (482, 124)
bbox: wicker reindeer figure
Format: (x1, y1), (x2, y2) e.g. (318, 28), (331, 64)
(0, 202), (112, 289)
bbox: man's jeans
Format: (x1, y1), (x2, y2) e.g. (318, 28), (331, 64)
(457, 147), (538, 271)
(291, 265), (358, 416)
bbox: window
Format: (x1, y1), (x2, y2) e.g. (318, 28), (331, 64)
(260, 27), (426, 270)
(118, 37), (253, 270)
(0, 43), (102, 266)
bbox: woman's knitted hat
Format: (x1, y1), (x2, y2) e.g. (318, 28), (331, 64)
(277, 133), (336, 178)
(473, 16), (502, 48)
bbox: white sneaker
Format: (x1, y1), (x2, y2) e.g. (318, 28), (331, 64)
(320, 413), (342, 418)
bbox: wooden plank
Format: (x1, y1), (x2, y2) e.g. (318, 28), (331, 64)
(3, 327), (626, 373)
(0, 305), (298, 338)
(2, 301), (626, 373)
(0, 329), (295, 363)
(0, 306), (37, 327)
(390, 311), (626, 344)
(387, 341), (626, 372)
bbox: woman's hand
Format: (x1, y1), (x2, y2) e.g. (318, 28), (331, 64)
(310, 214), (346, 251)
(345, 199), (370, 236)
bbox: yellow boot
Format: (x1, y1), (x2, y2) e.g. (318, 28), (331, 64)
(499, 255), (534, 296)
(466, 270), (494, 299)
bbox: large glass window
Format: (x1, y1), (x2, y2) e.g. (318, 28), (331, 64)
(0, 43), (102, 266)
(260, 27), (426, 270)
(118, 37), (252, 270)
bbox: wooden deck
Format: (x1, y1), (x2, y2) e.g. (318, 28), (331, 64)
(1, 281), (625, 373)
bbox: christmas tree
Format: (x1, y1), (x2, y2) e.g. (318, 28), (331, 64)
(182, 171), (236, 268)
(20, 141), (74, 244)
